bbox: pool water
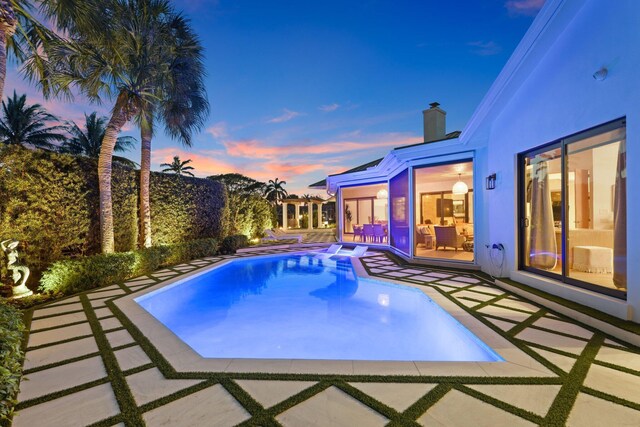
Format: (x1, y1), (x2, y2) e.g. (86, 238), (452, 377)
(135, 254), (503, 362)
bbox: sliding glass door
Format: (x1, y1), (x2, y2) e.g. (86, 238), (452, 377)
(519, 118), (627, 298)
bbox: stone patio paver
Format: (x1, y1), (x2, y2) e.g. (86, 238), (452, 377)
(516, 328), (588, 355)
(567, 393), (640, 426)
(417, 390), (536, 427)
(114, 345), (152, 371)
(18, 356), (107, 401)
(30, 311), (87, 331)
(32, 302), (84, 318)
(531, 348), (577, 373)
(106, 329), (136, 348)
(235, 380), (316, 408)
(127, 367), (202, 406)
(532, 317), (594, 340)
(477, 305), (531, 323)
(13, 383), (119, 427)
(349, 382), (436, 412)
(595, 345), (640, 371)
(466, 384), (561, 416)
(142, 384), (250, 426)
(583, 363), (640, 404)
(276, 386), (388, 427)
(99, 316), (123, 331)
(23, 336), (98, 370)
(27, 322), (92, 348)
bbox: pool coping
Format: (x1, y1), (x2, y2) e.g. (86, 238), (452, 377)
(114, 252), (556, 377)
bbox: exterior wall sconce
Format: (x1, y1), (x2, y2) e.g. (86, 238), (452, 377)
(486, 173), (497, 190)
(593, 67), (608, 81)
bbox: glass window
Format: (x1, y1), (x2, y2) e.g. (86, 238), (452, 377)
(389, 169), (410, 254)
(341, 183), (388, 243)
(520, 119), (626, 298)
(414, 161), (474, 262)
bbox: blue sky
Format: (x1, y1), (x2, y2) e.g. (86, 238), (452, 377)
(5, 0), (544, 195)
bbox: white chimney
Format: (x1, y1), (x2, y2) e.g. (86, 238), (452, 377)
(423, 102), (446, 143)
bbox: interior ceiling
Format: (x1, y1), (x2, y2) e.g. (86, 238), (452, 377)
(414, 161), (473, 178)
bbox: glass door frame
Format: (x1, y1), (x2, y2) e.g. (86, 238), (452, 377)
(517, 118), (627, 300)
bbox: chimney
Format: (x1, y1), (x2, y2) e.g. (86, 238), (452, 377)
(423, 102), (446, 143)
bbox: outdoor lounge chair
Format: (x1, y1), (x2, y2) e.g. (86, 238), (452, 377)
(262, 229), (303, 244)
(341, 245), (368, 257)
(310, 244), (343, 258)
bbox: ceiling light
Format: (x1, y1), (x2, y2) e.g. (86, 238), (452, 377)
(452, 174), (469, 195)
(376, 188), (389, 199)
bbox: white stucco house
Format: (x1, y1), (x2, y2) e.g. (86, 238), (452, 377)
(310, 0), (639, 323)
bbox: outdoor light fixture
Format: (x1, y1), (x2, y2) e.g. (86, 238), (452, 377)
(593, 67), (608, 81)
(486, 173), (497, 190)
(376, 188), (389, 199)
(452, 174), (469, 195)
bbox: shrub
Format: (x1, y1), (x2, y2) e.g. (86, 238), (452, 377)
(225, 193), (273, 239)
(149, 173), (227, 245)
(220, 235), (249, 254)
(0, 301), (25, 421)
(0, 146), (227, 287)
(39, 238), (219, 295)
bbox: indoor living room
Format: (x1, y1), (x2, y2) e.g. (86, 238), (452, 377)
(414, 161), (474, 262)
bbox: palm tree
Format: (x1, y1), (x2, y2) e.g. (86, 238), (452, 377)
(137, 11), (208, 248)
(61, 112), (138, 167)
(0, 0), (54, 101)
(160, 156), (194, 176)
(40, 0), (185, 253)
(264, 178), (288, 206)
(0, 91), (65, 149)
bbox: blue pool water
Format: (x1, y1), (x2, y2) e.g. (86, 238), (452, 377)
(135, 254), (503, 362)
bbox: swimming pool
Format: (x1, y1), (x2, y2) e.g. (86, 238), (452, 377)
(135, 254), (503, 362)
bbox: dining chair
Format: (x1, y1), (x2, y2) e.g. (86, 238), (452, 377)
(373, 224), (386, 243)
(353, 225), (363, 242)
(363, 224), (374, 243)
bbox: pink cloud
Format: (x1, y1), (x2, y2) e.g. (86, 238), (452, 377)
(505, 0), (545, 16)
(222, 133), (422, 160)
(267, 108), (303, 124)
(207, 121), (228, 139)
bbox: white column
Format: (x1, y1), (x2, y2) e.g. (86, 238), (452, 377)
(317, 203), (323, 229)
(295, 203), (300, 228)
(307, 203), (313, 230)
(282, 203), (287, 229)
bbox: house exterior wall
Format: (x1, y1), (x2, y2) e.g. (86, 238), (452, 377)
(324, 0), (639, 322)
(477, 0), (640, 321)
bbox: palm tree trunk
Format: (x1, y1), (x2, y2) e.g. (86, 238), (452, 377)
(98, 108), (129, 253)
(140, 125), (152, 248)
(0, 29), (7, 101)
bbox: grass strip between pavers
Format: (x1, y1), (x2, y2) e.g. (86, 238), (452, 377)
(542, 334), (604, 426)
(12, 249), (640, 426)
(498, 278), (640, 335)
(80, 294), (145, 426)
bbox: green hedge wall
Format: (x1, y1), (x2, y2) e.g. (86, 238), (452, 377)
(40, 238), (220, 295)
(0, 146), (227, 286)
(226, 193), (273, 239)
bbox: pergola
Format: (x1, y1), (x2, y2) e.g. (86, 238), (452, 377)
(281, 196), (334, 230)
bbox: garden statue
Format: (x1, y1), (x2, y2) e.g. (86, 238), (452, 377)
(1, 239), (33, 298)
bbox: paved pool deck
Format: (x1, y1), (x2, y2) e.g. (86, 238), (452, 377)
(11, 246), (640, 426)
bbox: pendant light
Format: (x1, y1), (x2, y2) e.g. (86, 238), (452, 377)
(376, 188), (389, 199)
(452, 174), (468, 195)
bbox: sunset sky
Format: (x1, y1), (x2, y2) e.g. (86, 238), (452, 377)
(4, 0), (544, 196)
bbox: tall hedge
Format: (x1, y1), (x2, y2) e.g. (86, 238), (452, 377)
(0, 146), (227, 286)
(226, 193), (273, 239)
